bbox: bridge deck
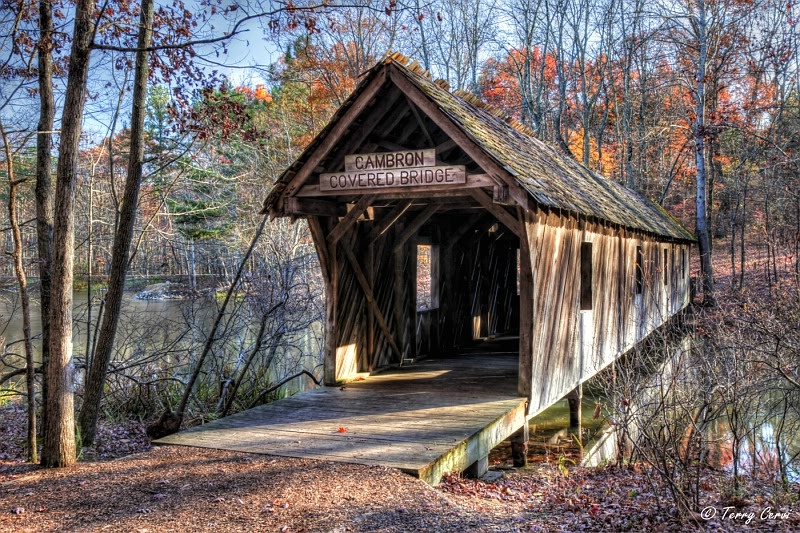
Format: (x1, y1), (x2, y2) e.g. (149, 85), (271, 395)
(154, 353), (526, 484)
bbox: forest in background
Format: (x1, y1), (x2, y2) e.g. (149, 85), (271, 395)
(2, 0), (798, 289)
(0, 0), (799, 513)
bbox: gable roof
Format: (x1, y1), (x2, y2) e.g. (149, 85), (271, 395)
(264, 54), (695, 242)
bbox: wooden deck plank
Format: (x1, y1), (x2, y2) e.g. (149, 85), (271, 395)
(155, 353), (526, 484)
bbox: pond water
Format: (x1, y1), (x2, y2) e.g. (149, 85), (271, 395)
(707, 413), (800, 482)
(1, 287), (324, 398)
(0, 290), (206, 367)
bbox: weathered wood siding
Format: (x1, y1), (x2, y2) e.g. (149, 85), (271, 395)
(313, 215), (406, 384)
(524, 209), (690, 415)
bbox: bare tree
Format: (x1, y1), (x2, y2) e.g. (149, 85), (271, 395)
(0, 121), (37, 462)
(41, 0), (96, 468)
(35, 0), (56, 439)
(691, 0), (715, 306)
(78, 0), (155, 445)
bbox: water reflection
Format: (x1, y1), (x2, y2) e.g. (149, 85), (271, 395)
(1, 290), (323, 398)
(0, 290), (201, 365)
(708, 417), (800, 483)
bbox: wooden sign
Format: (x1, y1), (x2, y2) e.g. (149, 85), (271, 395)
(321, 149), (466, 192)
(344, 149), (435, 171)
(320, 165), (466, 192)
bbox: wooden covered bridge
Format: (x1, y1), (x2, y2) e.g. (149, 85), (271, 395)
(157, 54), (694, 483)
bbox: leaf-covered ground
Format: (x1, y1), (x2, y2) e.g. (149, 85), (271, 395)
(2, 401), (798, 533)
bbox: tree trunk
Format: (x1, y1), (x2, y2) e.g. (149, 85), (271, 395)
(739, 177), (747, 288)
(79, 0), (154, 445)
(41, 0), (96, 468)
(36, 0), (55, 444)
(693, 0), (715, 307)
(1, 121), (37, 463)
(188, 238), (196, 291)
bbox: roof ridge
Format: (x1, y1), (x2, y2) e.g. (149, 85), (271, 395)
(386, 51), (433, 79)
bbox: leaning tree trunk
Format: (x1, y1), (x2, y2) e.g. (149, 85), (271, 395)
(147, 214), (269, 439)
(36, 0), (55, 446)
(41, 0), (96, 468)
(693, 0), (715, 307)
(1, 121), (37, 463)
(78, 0), (154, 446)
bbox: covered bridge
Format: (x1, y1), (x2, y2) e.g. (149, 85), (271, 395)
(168, 53), (702, 481)
(264, 53), (693, 414)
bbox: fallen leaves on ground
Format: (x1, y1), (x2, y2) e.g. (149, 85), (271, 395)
(2, 440), (797, 532)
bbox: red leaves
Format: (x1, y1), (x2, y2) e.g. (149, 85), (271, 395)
(337, 427), (347, 433)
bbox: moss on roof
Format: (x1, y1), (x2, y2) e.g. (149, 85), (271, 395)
(264, 54), (695, 242)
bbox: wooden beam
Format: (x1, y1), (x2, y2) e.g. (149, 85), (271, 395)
(307, 216), (331, 285)
(285, 197), (345, 217)
(393, 204), (441, 252)
(366, 242), (376, 372)
(327, 195), (375, 246)
(369, 200), (413, 242)
(388, 67), (531, 210)
(468, 188), (522, 239)
(404, 95), (435, 147)
(396, 114), (422, 145)
(435, 202), (483, 211)
(493, 184), (510, 205)
(341, 242), (403, 361)
(327, 88), (405, 172)
(295, 173), (495, 198)
(435, 138), (457, 154)
(369, 191), (475, 201)
(375, 139), (411, 152)
(376, 106), (411, 140)
(282, 68), (388, 199)
(517, 206), (533, 400)
(323, 220), (339, 386)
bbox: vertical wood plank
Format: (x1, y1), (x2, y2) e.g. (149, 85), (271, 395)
(367, 241), (376, 371)
(518, 207), (533, 399)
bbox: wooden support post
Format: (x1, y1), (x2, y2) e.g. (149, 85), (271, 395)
(510, 423), (529, 467)
(404, 95), (435, 147)
(325, 241), (339, 385)
(517, 207), (533, 399)
(464, 455), (489, 479)
(567, 383), (583, 431)
(393, 233), (406, 364)
(407, 238), (418, 360)
(366, 242), (375, 372)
